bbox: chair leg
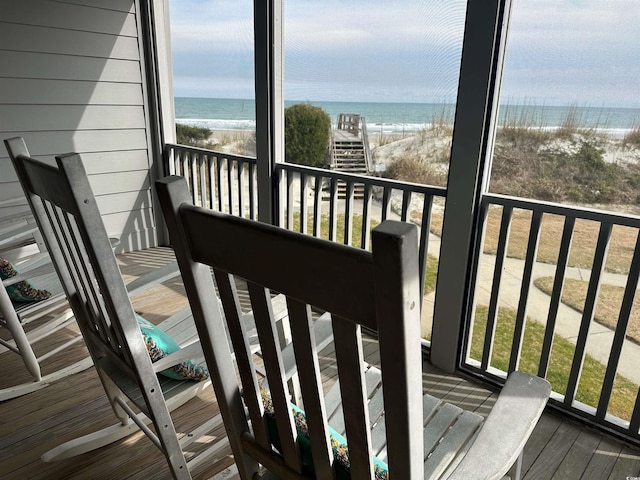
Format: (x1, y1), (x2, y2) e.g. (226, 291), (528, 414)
(0, 356), (93, 401)
(505, 452), (523, 480)
(0, 286), (41, 380)
(41, 378), (211, 461)
(0, 308), (74, 354)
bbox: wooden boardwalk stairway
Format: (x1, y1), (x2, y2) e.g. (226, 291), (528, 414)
(328, 114), (371, 198)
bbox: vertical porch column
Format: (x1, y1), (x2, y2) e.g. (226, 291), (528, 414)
(138, 0), (175, 246)
(254, 0), (284, 225)
(430, 0), (511, 372)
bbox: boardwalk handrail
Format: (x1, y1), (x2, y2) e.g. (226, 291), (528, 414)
(360, 116), (372, 173)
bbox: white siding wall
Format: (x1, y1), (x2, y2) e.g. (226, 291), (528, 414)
(0, 0), (157, 252)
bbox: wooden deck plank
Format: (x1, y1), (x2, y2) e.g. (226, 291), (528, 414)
(1, 247), (640, 480)
(551, 429), (605, 479)
(581, 436), (623, 480)
(524, 419), (582, 480)
(607, 446), (640, 480)
(521, 412), (563, 473)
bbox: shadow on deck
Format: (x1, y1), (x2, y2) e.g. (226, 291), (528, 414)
(1, 247), (639, 479)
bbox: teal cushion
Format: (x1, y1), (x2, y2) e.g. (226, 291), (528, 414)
(135, 314), (209, 382)
(260, 387), (389, 480)
(0, 257), (52, 303)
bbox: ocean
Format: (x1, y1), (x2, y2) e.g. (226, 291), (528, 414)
(175, 97), (640, 137)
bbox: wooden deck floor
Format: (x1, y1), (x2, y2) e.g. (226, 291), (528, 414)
(1, 247), (640, 479)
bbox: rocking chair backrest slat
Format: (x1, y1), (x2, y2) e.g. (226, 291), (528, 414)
(213, 270), (271, 450)
(286, 297), (334, 480)
(247, 281), (303, 474)
(156, 175), (425, 480)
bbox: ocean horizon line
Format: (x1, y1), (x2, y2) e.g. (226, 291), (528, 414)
(175, 96), (640, 111)
(175, 97), (640, 136)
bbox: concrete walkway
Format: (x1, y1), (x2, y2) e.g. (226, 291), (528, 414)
(422, 232), (640, 384)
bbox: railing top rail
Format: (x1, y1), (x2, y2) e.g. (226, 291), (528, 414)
(165, 143), (257, 165)
(277, 161), (447, 197)
(484, 193), (640, 228)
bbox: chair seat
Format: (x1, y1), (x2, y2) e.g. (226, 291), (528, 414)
(320, 365), (483, 478)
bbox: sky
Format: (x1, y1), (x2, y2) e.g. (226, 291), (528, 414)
(169, 0), (640, 108)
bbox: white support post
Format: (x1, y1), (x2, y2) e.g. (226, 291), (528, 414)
(254, 0), (284, 226)
(430, 0), (512, 372)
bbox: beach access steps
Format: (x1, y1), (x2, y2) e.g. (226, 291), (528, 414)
(328, 113), (371, 198)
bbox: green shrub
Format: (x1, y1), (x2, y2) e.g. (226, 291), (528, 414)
(285, 104), (331, 168)
(176, 123), (212, 147)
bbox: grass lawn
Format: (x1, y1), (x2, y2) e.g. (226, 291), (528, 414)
(470, 305), (637, 420)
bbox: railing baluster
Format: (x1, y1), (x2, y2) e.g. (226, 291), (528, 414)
(597, 230), (640, 420)
(215, 155), (223, 212)
(418, 195), (433, 299)
(206, 155), (214, 211)
(198, 152), (207, 208)
(249, 163), (257, 220)
(313, 175), (322, 238)
(538, 216), (575, 378)
(481, 205), (513, 372)
(509, 209), (543, 373)
(276, 167), (286, 228)
(180, 148), (188, 178)
(328, 178), (338, 241)
(286, 170), (295, 230)
(190, 151), (198, 204)
(565, 222), (612, 407)
(401, 190), (411, 222)
(630, 388), (640, 435)
(300, 173), (309, 234)
(361, 184), (372, 251)
(381, 187), (391, 221)
(238, 161), (245, 218)
(227, 158), (234, 215)
(343, 181), (354, 246)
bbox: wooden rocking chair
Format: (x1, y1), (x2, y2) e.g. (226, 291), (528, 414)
(0, 198), (90, 401)
(4, 137), (229, 478)
(157, 174), (552, 480)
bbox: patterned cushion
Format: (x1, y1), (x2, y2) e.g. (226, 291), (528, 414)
(136, 314), (209, 381)
(260, 388), (389, 480)
(0, 257), (52, 303)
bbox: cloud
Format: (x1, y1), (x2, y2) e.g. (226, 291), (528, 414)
(169, 0), (639, 107)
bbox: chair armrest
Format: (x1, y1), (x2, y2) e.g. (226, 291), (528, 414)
(0, 222), (39, 250)
(125, 261), (181, 297)
(152, 341), (204, 372)
(2, 252), (54, 286)
(446, 371), (551, 480)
